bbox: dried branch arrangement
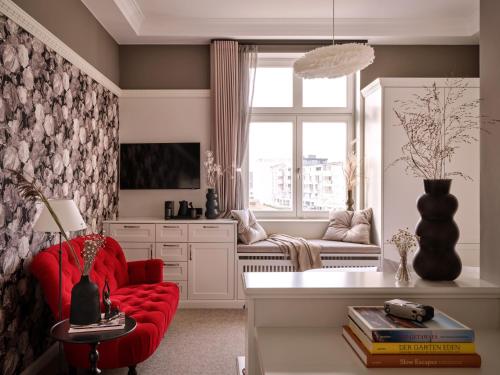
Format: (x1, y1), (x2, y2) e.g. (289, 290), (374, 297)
(203, 150), (222, 188)
(388, 228), (419, 258)
(343, 141), (357, 191)
(8, 169), (83, 273)
(82, 234), (105, 276)
(390, 79), (480, 180)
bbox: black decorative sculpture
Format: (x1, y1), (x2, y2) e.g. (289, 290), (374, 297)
(103, 279), (112, 320)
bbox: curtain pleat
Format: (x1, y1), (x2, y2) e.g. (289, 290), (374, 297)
(210, 41), (257, 216)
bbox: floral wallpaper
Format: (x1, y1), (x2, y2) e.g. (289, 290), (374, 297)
(0, 13), (119, 374)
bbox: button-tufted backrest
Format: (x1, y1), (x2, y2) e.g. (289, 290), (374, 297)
(30, 236), (129, 319)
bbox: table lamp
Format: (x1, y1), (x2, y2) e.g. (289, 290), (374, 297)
(34, 199), (87, 321)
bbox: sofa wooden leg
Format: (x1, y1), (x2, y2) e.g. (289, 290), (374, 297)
(128, 365), (138, 375)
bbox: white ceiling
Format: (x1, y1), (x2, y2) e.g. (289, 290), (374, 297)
(82, 0), (479, 45)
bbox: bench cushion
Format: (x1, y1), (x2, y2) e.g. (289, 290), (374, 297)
(237, 239), (380, 254)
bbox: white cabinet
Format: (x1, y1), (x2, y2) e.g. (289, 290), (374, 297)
(121, 242), (154, 261)
(188, 243), (235, 300)
(105, 219), (237, 305)
(362, 78), (480, 266)
(156, 224), (188, 242)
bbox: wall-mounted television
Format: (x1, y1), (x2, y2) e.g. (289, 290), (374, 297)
(120, 143), (200, 189)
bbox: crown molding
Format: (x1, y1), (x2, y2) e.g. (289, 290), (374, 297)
(113, 0), (144, 34)
(0, 0), (122, 96)
(120, 89), (211, 98)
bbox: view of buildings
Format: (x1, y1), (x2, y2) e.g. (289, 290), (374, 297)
(249, 155), (346, 211)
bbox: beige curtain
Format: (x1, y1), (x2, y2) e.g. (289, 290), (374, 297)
(210, 41), (257, 216)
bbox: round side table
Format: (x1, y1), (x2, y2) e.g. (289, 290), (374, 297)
(50, 316), (136, 374)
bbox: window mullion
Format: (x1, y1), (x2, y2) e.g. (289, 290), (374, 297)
(296, 116), (302, 218)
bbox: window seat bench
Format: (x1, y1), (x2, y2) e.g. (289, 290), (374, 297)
(236, 239), (381, 300)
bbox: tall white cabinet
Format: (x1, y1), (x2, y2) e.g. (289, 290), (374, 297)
(362, 78), (480, 267)
(103, 218), (238, 307)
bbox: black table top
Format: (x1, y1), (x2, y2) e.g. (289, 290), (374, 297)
(50, 316), (136, 344)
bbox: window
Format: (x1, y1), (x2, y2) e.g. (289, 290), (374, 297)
(247, 53), (355, 218)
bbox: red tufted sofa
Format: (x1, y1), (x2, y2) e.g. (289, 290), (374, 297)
(31, 236), (179, 374)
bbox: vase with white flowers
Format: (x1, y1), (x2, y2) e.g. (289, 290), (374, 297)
(203, 150), (222, 219)
(388, 229), (418, 284)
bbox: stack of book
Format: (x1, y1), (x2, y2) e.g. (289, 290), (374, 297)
(343, 306), (481, 368)
(68, 312), (126, 334)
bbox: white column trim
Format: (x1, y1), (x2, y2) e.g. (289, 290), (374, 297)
(0, 0), (122, 96)
(120, 89), (211, 98)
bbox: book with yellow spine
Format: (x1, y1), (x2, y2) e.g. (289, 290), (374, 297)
(348, 318), (476, 355)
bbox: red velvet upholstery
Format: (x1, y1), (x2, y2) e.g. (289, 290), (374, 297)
(30, 236), (179, 370)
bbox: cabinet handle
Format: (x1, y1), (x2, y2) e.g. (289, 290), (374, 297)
(164, 263), (180, 267)
(202, 225), (219, 229)
(163, 225), (179, 229)
(189, 245), (192, 261)
(150, 244), (153, 259)
(124, 225), (140, 229)
(163, 244), (180, 248)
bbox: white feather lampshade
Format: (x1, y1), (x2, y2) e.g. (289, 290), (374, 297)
(294, 43), (375, 79)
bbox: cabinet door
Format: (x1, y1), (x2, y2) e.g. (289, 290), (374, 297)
(162, 262), (188, 281)
(188, 243), (234, 300)
(156, 224), (188, 242)
(109, 224), (155, 243)
(188, 224), (235, 243)
(120, 242), (153, 261)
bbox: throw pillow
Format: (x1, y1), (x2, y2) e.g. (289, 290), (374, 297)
(322, 208), (372, 244)
(231, 209), (268, 245)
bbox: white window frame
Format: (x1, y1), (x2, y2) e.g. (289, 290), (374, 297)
(248, 53), (355, 219)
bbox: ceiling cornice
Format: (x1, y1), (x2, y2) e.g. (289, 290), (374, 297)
(113, 0), (144, 34)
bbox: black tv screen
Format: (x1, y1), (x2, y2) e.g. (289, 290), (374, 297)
(120, 143), (200, 189)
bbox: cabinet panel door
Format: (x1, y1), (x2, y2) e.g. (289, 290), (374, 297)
(188, 243), (234, 300)
(162, 261), (188, 281)
(121, 242), (153, 261)
(188, 224), (235, 243)
(156, 224), (188, 242)
(109, 224), (155, 243)
(155, 243), (188, 262)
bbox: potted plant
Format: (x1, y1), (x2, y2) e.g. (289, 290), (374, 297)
(390, 79), (479, 281)
(388, 229), (419, 284)
(203, 150), (222, 219)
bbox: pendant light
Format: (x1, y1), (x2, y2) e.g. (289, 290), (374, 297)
(294, 0), (375, 79)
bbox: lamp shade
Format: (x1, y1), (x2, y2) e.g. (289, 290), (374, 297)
(294, 43), (375, 79)
(34, 199), (87, 233)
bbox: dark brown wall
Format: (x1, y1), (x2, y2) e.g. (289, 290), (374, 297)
(480, 0), (500, 284)
(361, 45), (479, 89)
(13, 0), (120, 84)
(119, 45), (210, 89)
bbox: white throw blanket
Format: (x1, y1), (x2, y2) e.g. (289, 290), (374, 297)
(266, 234), (323, 271)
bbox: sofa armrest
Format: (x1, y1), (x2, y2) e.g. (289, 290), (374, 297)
(127, 259), (164, 285)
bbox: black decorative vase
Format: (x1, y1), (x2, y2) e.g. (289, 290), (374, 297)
(205, 188), (220, 219)
(346, 190), (355, 211)
(413, 179), (462, 281)
(70, 275), (101, 325)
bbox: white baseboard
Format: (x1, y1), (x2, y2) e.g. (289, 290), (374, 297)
(20, 343), (58, 375)
(178, 300), (245, 309)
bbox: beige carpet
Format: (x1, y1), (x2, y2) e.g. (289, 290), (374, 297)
(103, 309), (246, 375)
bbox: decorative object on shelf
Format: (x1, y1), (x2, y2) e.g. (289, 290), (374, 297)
(164, 201), (174, 219)
(343, 142), (357, 211)
(388, 228), (418, 284)
(414, 179), (461, 281)
(178, 200), (189, 218)
(389, 80), (482, 281)
(293, 0), (374, 79)
(103, 279), (113, 320)
(189, 203), (197, 219)
(70, 234), (105, 325)
(204, 150), (222, 219)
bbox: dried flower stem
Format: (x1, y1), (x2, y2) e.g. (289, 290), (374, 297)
(8, 169), (83, 273)
(203, 150), (222, 188)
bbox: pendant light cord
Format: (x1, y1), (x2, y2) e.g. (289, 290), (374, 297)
(332, 0), (335, 45)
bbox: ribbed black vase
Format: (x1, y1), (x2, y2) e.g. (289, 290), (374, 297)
(205, 188), (220, 219)
(413, 179), (462, 281)
(69, 275), (101, 325)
